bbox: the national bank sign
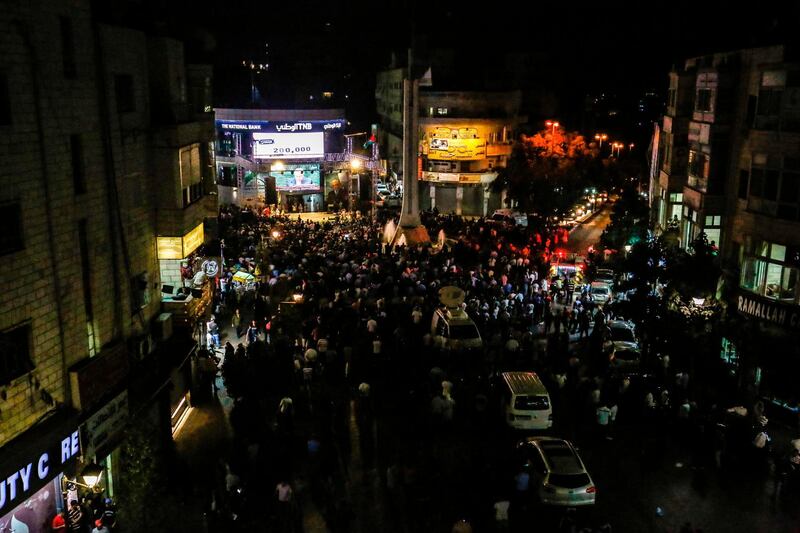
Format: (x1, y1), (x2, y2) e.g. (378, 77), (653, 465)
(736, 291), (800, 331)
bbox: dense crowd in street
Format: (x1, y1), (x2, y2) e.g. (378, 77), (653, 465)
(188, 204), (800, 532)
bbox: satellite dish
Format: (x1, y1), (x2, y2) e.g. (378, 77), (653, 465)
(438, 286), (465, 308)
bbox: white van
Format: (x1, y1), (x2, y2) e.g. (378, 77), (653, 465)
(501, 372), (553, 430)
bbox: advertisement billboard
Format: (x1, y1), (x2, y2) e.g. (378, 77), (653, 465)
(253, 132), (325, 160)
(0, 477), (63, 533)
(271, 164), (321, 192)
(423, 126), (486, 160)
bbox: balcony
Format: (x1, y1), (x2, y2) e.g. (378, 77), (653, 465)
(157, 192), (217, 238)
(153, 114), (215, 149)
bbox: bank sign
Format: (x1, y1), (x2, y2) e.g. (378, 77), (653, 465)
(736, 292), (800, 331)
(0, 430), (81, 514)
(216, 120), (345, 133)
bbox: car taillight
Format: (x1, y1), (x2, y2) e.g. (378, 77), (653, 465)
(586, 486), (596, 494)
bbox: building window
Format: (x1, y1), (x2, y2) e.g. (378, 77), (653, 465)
(703, 215), (722, 247)
(688, 150), (709, 179)
(667, 88), (676, 109)
(756, 87), (783, 116)
(70, 134), (86, 194)
(0, 324), (34, 386)
(660, 134), (672, 171)
(60, 16), (76, 79)
(131, 272), (150, 313)
(695, 88), (713, 112)
(0, 72), (10, 125)
(183, 182), (204, 207)
(740, 240), (799, 303)
(114, 74), (135, 113)
(0, 202), (24, 255)
(748, 157), (800, 219)
(738, 169), (750, 199)
(180, 144), (203, 207)
(78, 219), (93, 320)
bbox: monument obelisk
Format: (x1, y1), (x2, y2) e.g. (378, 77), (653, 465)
(391, 51), (430, 246)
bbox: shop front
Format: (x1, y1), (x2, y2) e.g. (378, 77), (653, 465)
(419, 171), (498, 216)
(0, 419), (82, 533)
(723, 289), (800, 426)
(157, 222), (213, 328)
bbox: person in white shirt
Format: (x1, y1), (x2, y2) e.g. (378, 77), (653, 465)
(493, 499), (510, 529)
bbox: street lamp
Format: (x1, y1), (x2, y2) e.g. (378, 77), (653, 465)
(611, 142), (623, 157)
(545, 120), (560, 154)
(80, 463), (103, 488)
(350, 158), (362, 170)
(594, 133), (608, 150)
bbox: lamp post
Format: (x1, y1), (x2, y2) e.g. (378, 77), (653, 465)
(594, 133), (608, 150)
(611, 142), (623, 158)
(545, 120), (560, 154)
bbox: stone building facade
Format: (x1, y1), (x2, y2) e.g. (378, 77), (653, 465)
(0, 0), (215, 522)
(649, 45), (800, 411)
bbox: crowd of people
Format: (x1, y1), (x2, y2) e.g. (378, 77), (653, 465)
(188, 204), (799, 532)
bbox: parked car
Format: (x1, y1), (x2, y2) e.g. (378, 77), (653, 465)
(490, 209), (528, 227)
(609, 347), (641, 373)
(590, 282), (612, 305)
(593, 268), (616, 286)
(516, 437), (597, 507)
(603, 320), (640, 353)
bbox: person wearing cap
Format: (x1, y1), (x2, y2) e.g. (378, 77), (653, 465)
(101, 498), (117, 529)
(91, 519), (110, 533)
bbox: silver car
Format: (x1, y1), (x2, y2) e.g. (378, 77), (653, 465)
(517, 437), (597, 507)
(603, 320), (640, 353)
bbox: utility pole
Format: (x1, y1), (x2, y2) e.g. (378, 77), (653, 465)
(392, 47), (430, 245)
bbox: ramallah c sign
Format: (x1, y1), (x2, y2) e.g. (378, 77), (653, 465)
(736, 292), (800, 331)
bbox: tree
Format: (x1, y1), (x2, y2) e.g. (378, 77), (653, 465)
(117, 419), (185, 529)
(491, 129), (597, 218)
(664, 233), (721, 300)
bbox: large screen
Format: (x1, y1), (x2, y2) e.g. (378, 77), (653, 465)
(271, 163), (321, 192)
(253, 132), (325, 160)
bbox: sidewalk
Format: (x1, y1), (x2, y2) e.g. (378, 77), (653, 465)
(177, 318), (334, 532)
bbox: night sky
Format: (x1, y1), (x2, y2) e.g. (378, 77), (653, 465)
(101, 0), (797, 131)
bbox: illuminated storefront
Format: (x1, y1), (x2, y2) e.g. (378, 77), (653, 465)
(0, 425), (82, 533)
(214, 110), (346, 211)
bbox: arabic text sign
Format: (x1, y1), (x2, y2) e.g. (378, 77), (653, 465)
(217, 120), (344, 133)
(253, 132), (324, 159)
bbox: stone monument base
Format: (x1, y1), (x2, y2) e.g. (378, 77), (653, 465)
(391, 224), (431, 247)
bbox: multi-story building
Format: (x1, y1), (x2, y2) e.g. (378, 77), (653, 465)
(376, 67), (524, 216)
(0, 0), (215, 525)
(214, 108), (348, 212)
(418, 91), (522, 215)
(651, 45), (800, 413)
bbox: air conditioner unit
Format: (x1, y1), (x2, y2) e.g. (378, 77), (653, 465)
(155, 312), (173, 342)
